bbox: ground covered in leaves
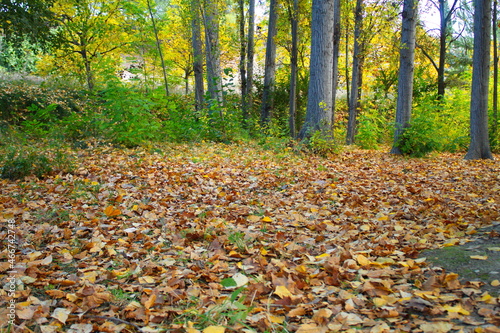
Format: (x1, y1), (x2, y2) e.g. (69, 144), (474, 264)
(1, 143), (499, 333)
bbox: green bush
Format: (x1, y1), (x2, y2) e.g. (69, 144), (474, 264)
(0, 147), (74, 180)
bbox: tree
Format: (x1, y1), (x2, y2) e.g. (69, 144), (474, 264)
(390, 0), (418, 154)
(298, 0), (335, 139)
(146, 0), (169, 97)
(260, 0), (278, 125)
(245, 0), (256, 120)
(191, 0), (205, 110)
(331, 0), (341, 129)
(238, 0), (247, 118)
(0, 0), (57, 45)
(288, 0), (299, 138)
(493, 0), (499, 144)
(202, 0), (223, 104)
(346, 0), (364, 145)
(46, 0), (130, 91)
(465, 0), (493, 159)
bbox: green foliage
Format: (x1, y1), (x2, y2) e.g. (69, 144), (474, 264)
(396, 91), (470, 157)
(309, 130), (342, 156)
(0, 146), (74, 180)
(0, 36), (43, 73)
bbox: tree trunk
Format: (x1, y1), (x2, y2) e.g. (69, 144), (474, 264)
(289, 0), (299, 138)
(465, 0), (493, 159)
(391, 0), (418, 154)
(238, 0), (247, 121)
(260, 0), (278, 125)
(202, 0), (223, 104)
(245, 0), (256, 116)
(346, 0), (363, 145)
(191, 0), (205, 111)
(298, 0), (335, 140)
(147, 0), (169, 97)
(493, 0), (499, 142)
(81, 48), (94, 91)
(331, 0), (341, 126)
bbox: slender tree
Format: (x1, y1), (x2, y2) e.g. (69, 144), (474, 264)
(288, 0), (299, 138)
(245, 0), (256, 117)
(191, 0), (205, 110)
(298, 0), (335, 139)
(493, 0), (499, 143)
(391, 0), (418, 154)
(346, 0), (364, 145)
(239, 0), (248, 120)
(465, 0), (493, 159)
(331, 0), (341, 126)
(260, 0), (279, 125)
(147, 0), (169, 97)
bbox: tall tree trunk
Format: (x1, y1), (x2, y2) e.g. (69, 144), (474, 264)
(260, 0), (278, 125)
(346, 0), (363, 145)
(390, 0), (418, 154)
(191, 0), (205, 111)
(202, 0), (223, 104)
(238, 0), (248, 121)
(345, 29), (350, 111)
(245, 0), (256, 116)
(147, 0), (169, 97)
(289, 0), (299, 138)
(81, 48), (94, 91)
(465, 0), (493, 159)
(298, 0), (335, 140)
(331, 0), (341, 126)
(493, 0), (499, 142)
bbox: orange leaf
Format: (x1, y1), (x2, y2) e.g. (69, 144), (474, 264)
(104, 206), (121, 217)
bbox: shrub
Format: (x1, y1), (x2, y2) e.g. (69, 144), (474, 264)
(0, 147), (74, 180)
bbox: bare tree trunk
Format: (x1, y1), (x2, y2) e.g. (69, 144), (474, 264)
(202, 0), (223, 104)
(238, 0), (247, 121)
(346, 0), (363, 145)
(390, 0), (418, 154)
(260, 0), (278, 125)
(191, 0), (205, 110)
(298, 0), (335, 139)
(465, 0), (493, 159)
(81, 48), (94, 91)
(245, 0), (256, 116)
(331, 0), (341, 126)
(289, 0), (299, 138)
(493, 0), (499, 142)
(147, 0), (169, 97)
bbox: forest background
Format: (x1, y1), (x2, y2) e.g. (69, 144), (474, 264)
(0, 0), (499, 160)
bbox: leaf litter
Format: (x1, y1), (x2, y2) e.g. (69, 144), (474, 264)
(1, 143), (499, 332)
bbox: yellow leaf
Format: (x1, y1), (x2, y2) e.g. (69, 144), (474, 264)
(373, 297), (387, 307)
(104, 206), (121, 217)
(315, 253), (330, 259)
(356, 254), (371, 266)
(269, 314), (285, 323)
(419, 321), (454, 333)
(262, 216), (273, 222)
(274, 285), (293, 298)
(443, 304), (470, 315)
(139, 276), (155, 284)
(377, 215), (389, 221)
(470, 255), (488, 260)
(144, 294), (156, 310)
(260, 248), (268, 255)
(487, 247), (500, 251)
(296, 323), (323, 333)
(491, 280), (500, 287)
(203, 326), (225, 333)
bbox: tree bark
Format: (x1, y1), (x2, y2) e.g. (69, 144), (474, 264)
(346, 0), (364, 145)
(191, 0), (205, 111)
(245, 0), (256, 117)
(331, 0), (341, 127)
(391, 0), (418, 154)
(465, 0), (493, 159)
(238, 0), (247, 121)
(202, 0), (223, 104)
(298, 0), (335, 140)
(493, 0), (499, 142)
(289, 0), (299, 138)
(260, 0), (278, 125)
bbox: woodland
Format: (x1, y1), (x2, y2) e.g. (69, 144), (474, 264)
(0, 0), (500, 332)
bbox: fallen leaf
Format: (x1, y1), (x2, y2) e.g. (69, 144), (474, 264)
(51, 307), (71, 324)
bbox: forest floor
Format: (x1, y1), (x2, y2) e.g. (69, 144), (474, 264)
(1, 142), (499, 333)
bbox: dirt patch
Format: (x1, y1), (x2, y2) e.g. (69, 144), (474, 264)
(420, 222), (500, 296)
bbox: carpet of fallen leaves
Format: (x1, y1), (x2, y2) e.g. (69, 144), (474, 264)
(1, 142), (500, 333)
